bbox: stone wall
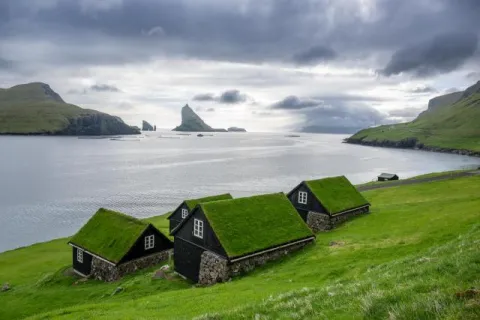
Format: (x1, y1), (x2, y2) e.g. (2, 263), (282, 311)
(198, 239), (314, 286)
(306, 206), (369, 233)
(91, 249), (172, 282)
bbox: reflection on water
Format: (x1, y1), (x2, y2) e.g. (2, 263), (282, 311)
(0, 131), (478, 252)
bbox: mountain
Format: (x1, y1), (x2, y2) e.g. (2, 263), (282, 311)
(345, 80), (480, 155)
(0, 82), (140, 135)
(172, 104), (227, 132)
(142, 120), (154, 131)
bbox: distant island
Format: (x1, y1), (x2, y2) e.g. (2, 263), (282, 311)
(0, 83), (140, 135)
(142, 120), (156, 131)
(345, 80), (480, 157)
(172, 104), (246, 132)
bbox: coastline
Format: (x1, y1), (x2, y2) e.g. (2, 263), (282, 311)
(344, 138), (480, 158)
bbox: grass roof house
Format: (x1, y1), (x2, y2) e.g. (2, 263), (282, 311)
(378, 173), (399, 181)
(287, 176), (370, 232)
(171, 193), (315, 285)
(167, 193), (232, 234)
(69, 208), (173, 281)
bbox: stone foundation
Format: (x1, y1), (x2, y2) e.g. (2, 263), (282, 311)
(198, 239), (314, 286)
(91, 249), (172, 282)
(307, 206), (369, 233)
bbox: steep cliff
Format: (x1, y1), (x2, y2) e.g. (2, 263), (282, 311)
(172, 104), (218, 132)
(142, 120), (154, 131)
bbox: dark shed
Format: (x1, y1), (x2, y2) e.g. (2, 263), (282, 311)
(172, 193), (314, 283)
(378, 173), (399, 181)
(167, 193), (232, 234)
(68, 208), (172, 279)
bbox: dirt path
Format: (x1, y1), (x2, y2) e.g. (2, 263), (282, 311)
(357, 170), (480, 192)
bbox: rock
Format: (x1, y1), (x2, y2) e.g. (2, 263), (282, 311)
(111, 287), (123, 296)
(142, 120), (154, 131)
(173, 104), (226, 132)
(153, 270), (167, 279)
(456, 288), (480, 299)
(1, 283), (10, 292)
(227, 127), (247, 132)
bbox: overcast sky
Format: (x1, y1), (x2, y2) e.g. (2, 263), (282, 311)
(1, 0), (479, 132)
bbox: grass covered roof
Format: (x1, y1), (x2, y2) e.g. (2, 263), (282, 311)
(69, 208), (150, 264)
(305, 176), (370, 215)
(184, 193), (233, 211)
(201, 193), (314, 258)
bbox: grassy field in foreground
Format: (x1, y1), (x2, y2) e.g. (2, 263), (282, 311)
(0, 175), (479, 319)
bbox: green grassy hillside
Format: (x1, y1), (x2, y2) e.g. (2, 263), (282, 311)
(347, 81), (480, 153)
(0, 174), (479, 319)
(0, 83), (139, 135)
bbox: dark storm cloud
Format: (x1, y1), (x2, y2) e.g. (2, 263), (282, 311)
(192, 90), (248, 104)
(270, 94), (390, 132)
(1, 0), (480, 74)
(0, 58), (13, 70)
(206, 107), (215, 112)
(292, 45), (337, 65)
(380, 33), (478, 77)
(90, 84), (121, 92)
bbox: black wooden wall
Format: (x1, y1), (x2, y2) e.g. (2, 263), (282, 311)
(120, 225), (173, 264)
(72, 246), (93, 276)
(173, 208), (227, 282)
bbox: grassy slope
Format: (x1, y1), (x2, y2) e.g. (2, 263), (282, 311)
(0, 176), (478, 319)
(0, 83), (91, 134)
(349, 92), (480, 152)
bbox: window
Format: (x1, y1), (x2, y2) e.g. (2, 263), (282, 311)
(193, 219), (204, 239)
(77, 249), (84, 263)
(144, 235), (155, 250)
(181, 208), (188, 219)
(298, 191), (308, 204)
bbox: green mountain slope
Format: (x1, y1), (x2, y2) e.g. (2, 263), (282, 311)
(0, 173), (479, 319)
(346, 80), (480, 154)
(0, 82), (140, 135)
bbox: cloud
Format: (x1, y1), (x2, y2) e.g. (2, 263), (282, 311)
(218, 90), (247, 104)
(271, 96), (320, 109)
(292, 45), (337, 65)
(193, 93), (216, 101)
(192, 90), (248, 104)
(0, 58), (13, 70)
(142, 26), (165, 37)
(380, 33), (479, 77)
(388, 107), (425, 118)
(206, 107), (215, 112)
(270, 94), (390, 132)
(445, 87), (460, 93)
(409, 85), (437, 93)
(466, 71), (480, 80)
(90, 84), (121, 92)
(117, 102), (135, 110)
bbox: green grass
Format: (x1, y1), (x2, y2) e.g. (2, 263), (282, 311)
(305, 176), (369, 214)
(1, 175), (479, 319)
(348, 90), (480, 152)
(70, 208), (156, 264)
(184, 193), (233, 211)
(201, 193), (313, 258)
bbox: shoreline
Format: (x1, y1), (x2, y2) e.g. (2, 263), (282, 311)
(344, 138), (480, 158)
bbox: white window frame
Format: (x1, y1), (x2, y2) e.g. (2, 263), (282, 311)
(144, 235), (155, 250)
(193, 219), (204, 239)
(181, 208), (189, 219)
(298, 191), (308, 204)
(77, 249), (84, 263)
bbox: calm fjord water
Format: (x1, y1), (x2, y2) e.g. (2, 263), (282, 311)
(1, 132), (478, 252)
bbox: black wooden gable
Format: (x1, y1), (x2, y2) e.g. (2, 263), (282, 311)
(168, 201), (190, 233)
(287, 182), (329, 219)
(172, 206), (227, 258)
